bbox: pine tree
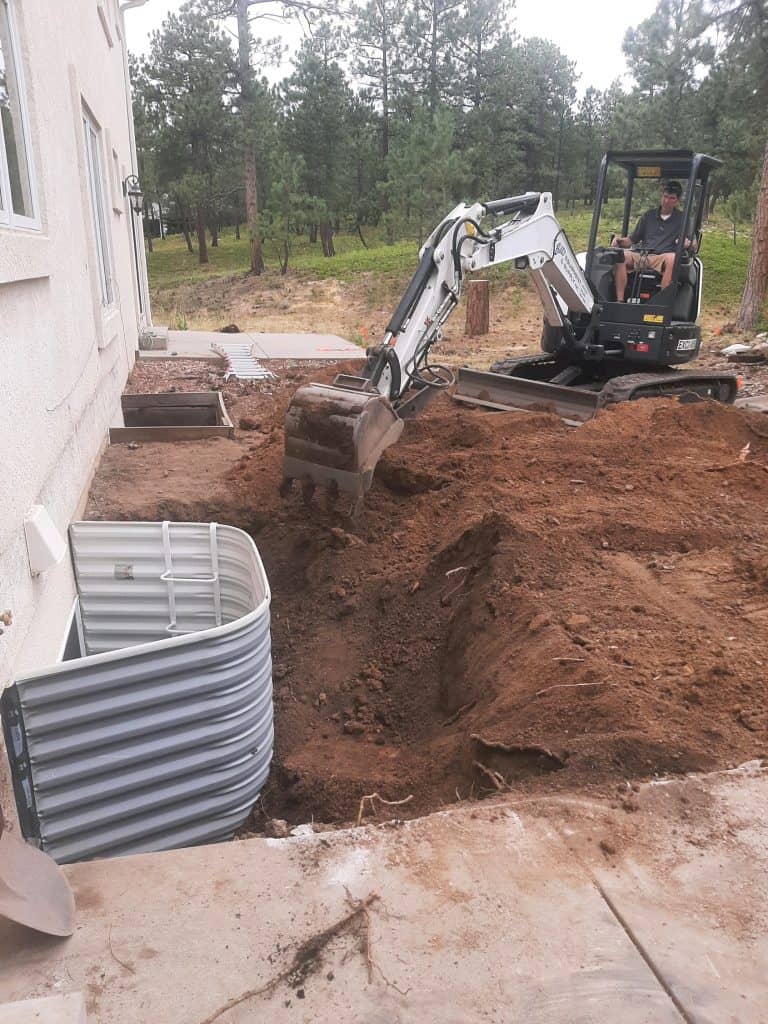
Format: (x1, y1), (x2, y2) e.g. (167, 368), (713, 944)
(385, 103), (469, 243)
(401, 0), (467, 113)
(622, 0), (712, 146)
(138, 3), (237, 265)
(282, 31), (356, 256)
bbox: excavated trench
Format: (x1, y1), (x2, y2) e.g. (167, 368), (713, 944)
(85, 359), (768, 831)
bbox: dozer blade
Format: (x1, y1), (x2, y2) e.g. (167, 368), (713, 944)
(282, 383), (404, 503)
(453, 367), (600, 425)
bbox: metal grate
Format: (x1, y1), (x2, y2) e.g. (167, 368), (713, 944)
(211, 342), (277, 381)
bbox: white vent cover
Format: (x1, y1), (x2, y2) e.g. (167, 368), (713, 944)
(24, 506), (67, 575)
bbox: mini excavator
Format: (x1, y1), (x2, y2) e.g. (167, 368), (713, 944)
(282, 150), (738, 511)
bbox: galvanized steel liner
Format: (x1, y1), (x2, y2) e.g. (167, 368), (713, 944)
(2, 522), (273, 864)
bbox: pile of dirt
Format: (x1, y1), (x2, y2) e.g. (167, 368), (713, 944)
(88, 359), (768, 825)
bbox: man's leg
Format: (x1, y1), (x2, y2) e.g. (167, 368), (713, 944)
(658, 252), (675, 289)
(614, 251), (634, 301)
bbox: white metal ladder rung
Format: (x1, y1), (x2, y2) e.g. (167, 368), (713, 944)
(161, 521), (223, 634)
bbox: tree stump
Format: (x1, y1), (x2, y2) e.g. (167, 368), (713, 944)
(465, 279), (490, 336)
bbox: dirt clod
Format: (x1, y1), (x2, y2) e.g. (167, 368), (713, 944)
(239, 416), (261, 431)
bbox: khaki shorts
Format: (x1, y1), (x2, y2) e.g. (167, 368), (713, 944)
(627, 251), (671, 272)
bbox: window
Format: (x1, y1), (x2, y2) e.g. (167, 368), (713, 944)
(82, 110), (114, 307)
(0, 0), (37, 228)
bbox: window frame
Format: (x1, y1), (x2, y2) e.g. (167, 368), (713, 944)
(0, 0), (40, 231)
(82, 107), (115, 309)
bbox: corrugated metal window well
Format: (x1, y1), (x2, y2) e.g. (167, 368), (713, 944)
(1, 521), (273, 864)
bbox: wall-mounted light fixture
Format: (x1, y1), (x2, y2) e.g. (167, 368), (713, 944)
(122, 174), (144, 215)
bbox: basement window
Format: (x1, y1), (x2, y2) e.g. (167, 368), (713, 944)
(0, 0), (38, 229)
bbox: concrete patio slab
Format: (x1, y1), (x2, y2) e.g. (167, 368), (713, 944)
(138, 330), (365, 362)
(0, 993), (86, 1023)
(582, 767), (768, 1024)
(1, 767), (766, 1023)
(248, 332), (365, 360)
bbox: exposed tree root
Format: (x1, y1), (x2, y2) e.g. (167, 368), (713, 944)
(356, 792), (414, 827)
(197, 894), (381, 1023)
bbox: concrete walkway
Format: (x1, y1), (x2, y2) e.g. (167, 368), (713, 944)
(1, 765), (766, 1023)
(139, 330), (366, 362)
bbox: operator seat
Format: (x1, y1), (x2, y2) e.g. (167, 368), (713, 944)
(621, 255), (699, 319)
(670, 257), (698, 321)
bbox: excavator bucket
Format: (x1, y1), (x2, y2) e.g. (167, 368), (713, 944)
(282, 383), (404, 507)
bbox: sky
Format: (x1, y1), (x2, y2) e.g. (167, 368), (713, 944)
(123, 0), (659, 94)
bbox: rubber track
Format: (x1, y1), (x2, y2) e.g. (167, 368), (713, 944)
(599, 371), (739, 406)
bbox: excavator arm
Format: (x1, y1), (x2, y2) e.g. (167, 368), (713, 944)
(366, 191), (593, 405)
(282, 192), (594, 509)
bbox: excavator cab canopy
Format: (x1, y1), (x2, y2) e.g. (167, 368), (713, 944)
(585, 149), (722, 286)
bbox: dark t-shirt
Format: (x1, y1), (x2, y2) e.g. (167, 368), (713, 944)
(629, 207), (684, 253)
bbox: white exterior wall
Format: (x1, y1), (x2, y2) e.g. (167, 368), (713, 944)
(0, 0), (148, 687)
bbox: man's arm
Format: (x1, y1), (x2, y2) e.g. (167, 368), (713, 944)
(612, 212), (646, 248)
(628, 211), (647, 247)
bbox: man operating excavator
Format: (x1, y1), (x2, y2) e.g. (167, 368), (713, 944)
(611, 180), (692, 300)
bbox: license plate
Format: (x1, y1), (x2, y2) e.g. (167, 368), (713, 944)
(676, 338), (697, 352)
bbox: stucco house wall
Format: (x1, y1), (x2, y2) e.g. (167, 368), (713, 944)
(0, 0), (148, 688)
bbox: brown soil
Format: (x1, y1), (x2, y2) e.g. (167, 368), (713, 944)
(86, 355), (768, 827)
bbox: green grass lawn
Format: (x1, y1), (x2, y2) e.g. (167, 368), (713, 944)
(147, 212), (755, 316)
(147, 228), (420, 289)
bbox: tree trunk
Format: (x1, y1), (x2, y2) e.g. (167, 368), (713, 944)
(235, 217), (241, 241)
(319, 220), (335, 257)
(237, 0), (264, 275)
(429, 2), (438, 112)
(196, 205), (209, 265)
(473, 31), (482, 109)
(553, 99), (566, 213)
(210, 213), (219, 247)
(381, 8), (390, 159)
(144, 223), (153, 253)
(736, 139), (768, 332)
(356, 221), (368, 249)
(244, 143), (264, 273)
(381, 15), (392, 243)
(181, 207), (194, 254)
(309, 223), (318, 244)
(465, 279), (490, 337)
